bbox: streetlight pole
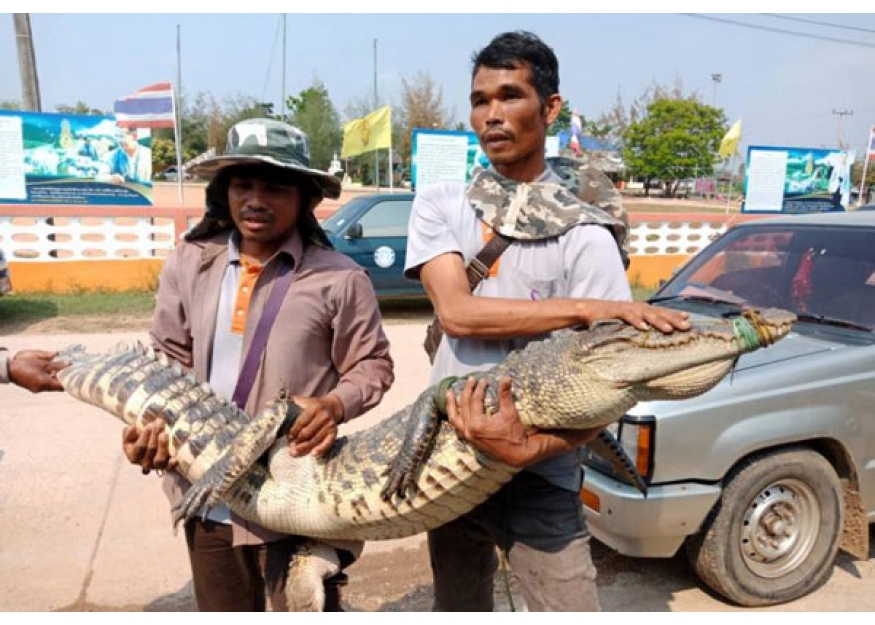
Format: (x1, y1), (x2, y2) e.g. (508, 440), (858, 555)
(709, 74), (723, 199)
(831, 109), (853, 149)
(710, 73), (722, 107)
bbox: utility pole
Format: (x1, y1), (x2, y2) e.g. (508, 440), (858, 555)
(13, 13), (41, 111)
(831, 109), (853, 150)
(175, 24), (184, 204)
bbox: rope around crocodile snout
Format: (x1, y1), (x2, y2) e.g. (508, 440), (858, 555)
(736, 309), (782, 351)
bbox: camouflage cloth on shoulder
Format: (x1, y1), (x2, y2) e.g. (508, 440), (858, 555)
(466, 167), (628, 264)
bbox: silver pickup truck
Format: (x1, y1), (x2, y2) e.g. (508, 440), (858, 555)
(582, 211), (875, 606)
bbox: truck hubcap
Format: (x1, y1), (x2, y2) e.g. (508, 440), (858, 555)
(739, 479), (819, 578)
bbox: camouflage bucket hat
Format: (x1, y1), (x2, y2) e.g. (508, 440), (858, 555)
(189, 118), (341, 200)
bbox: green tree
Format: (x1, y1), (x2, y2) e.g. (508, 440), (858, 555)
(151, 137), (177, 172)
(0, 100), (21, 110)
(852, 162), (875, 201)
(285, 80), (341, 171)
(55, 101), (107, 116)
(548, 100), (572, 135)
(622, 98), (725, 198)
(597, 79), (698, 150)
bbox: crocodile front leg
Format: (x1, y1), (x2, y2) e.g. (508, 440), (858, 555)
(380, 384), (447, 502)
(171, 400), (302, 527)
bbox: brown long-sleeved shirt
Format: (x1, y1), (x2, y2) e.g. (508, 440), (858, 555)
(150, 228), (394, 546)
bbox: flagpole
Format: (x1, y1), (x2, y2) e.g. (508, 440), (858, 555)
(725, 153), (735, 215)
(373, 38), (380, 193)
(389, 143), (394, 193)
(174, 24), (184, 204)
(280, 14), (286, 122)
(859, 126), (873, 207)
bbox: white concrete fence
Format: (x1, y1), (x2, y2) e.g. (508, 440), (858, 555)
(0, 207), (765, 291)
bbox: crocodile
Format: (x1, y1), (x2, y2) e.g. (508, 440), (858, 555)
(56, 307), (794, 545)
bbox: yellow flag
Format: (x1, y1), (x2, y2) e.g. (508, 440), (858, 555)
(718, 119), (742, 159)
(341, 106), (392, 158)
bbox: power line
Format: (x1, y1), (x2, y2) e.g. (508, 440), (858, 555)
(683, 14), (875, 49)
(762, 13), (875, 35)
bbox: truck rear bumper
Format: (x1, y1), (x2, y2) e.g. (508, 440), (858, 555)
(581, 470), (721, 558)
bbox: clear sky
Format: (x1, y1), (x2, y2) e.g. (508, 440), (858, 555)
(3, 8), (874, 159)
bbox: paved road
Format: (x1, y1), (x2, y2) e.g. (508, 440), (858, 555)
(2, 324), (874, 611)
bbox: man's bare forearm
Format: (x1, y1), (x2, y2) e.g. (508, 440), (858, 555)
(436, 294), (594, 339)
(421, 254), (689, 340)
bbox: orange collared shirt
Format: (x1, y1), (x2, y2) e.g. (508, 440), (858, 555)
(230, 255), (264, 334)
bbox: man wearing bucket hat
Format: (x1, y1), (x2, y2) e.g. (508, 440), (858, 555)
(122, 118), (394, 611)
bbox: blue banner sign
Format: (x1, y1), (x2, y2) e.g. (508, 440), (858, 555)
(0, 110), (153, 206)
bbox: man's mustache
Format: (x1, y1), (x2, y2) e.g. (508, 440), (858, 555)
(239, 208), (274, 222)
(481, 127), (514, 143)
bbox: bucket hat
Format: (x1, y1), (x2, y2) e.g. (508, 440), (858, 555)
(190, 118), (341, 199)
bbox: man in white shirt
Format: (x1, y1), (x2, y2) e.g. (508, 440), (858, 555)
(404, 30), (689, 611)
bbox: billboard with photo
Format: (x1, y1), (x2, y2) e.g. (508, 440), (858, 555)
(0, 110), (153, 206)
(742, 145), (855, 214)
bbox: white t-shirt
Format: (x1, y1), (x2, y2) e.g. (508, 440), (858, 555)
(404, 173), (631, 491)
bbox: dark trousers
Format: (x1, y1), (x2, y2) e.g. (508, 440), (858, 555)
(184, 519), (343, 611)
(428, 471), (600, 612)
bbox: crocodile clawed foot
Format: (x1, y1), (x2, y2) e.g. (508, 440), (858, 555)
(380, 461), (406, 502)
(380, 457), (422, 503)
(171, 481), (218, 529)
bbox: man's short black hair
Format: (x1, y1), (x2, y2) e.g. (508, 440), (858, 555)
(471, 30), (559, 103)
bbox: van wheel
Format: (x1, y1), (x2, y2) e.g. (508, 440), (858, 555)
(685, 448), (842, 606)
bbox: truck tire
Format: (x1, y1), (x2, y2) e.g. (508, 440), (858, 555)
(685, 448), (843, 606)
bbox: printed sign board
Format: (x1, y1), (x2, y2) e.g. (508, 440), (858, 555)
(0, 110), (153, 206)
(410, 129), (487, 191)
(410, 128), (564, 191)
(742, 145), (855, 213)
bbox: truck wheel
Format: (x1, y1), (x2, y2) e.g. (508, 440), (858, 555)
(685, 448), (843, 606)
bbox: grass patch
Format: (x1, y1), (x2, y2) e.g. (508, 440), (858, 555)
(0, 290), (155, 331)
(631, 282), (658, 302)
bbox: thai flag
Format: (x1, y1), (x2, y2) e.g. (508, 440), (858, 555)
(114, 82), (175, 129)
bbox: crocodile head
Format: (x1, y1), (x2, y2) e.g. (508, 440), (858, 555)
(513, 308), (796, 429)
(585, 307), (795, 392)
